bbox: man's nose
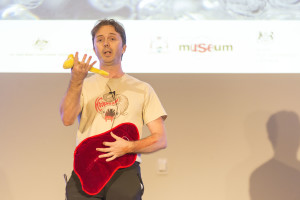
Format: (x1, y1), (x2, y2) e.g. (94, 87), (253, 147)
(104, 40), (109, 47)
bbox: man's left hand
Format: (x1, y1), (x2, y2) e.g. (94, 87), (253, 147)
(96, 132), (133, 162)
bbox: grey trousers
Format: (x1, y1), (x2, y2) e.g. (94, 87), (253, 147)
(66, 162), (144, 200)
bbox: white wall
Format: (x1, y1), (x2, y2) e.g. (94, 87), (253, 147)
(1, 73), (300, 200)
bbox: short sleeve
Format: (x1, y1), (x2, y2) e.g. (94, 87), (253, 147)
(142, 84), (167, 125)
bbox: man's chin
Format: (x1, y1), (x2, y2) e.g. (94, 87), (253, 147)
(101, 61), (116, 67)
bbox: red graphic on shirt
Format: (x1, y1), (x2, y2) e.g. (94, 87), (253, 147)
(95, 92), (128, 122)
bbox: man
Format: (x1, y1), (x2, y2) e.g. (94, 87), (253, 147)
(60, 19), (167, 200)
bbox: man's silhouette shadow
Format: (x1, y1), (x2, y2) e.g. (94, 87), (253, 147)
(250, 111), (300, 200)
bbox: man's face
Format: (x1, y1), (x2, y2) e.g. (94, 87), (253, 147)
(93, 25), (126, 66)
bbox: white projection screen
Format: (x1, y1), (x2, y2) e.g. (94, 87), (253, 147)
(1, 0), (300, 73)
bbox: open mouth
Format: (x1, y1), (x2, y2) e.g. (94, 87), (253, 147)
(104, 50), (112, 56)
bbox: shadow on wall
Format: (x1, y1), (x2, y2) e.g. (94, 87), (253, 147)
(249, 111), (300, 200)
(0, 168), (13, 200)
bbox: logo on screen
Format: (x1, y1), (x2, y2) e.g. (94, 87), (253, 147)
(179, 43), (233, 53)
(149, 36), (168, 53)
(258, 31), (274, 43)
(33, 38), (48, 51)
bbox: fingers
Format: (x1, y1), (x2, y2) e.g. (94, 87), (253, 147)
(96, 148), (112, 158)
(71, 53), (98, 82)
(103, 141), (112, 146)
(89, 61), (97, 70)
(106, 156), (116, 162)
(74, 52), (79, 64)
(94, 133), (126, 162)
(98, 152), (113, 158)
(86, 56), (97, 71)
(110, 132), (116, 138)
(81, 53), (87, 63)
(110, 132), (121, 140)
(74, 52), (96, 69)
(79, 54), (90, 70)
(96, 146), (112, 152)
(98, 133), (119, 147)
(97, 152), (116, 162)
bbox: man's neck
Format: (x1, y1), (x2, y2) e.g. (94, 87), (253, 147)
(100, 63), (124, 78)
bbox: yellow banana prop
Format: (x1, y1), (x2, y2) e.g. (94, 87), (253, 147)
(63, 54), (109, 76)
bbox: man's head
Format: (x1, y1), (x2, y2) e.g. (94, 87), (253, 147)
(91, 19), (127, 66)
(91, 19), (126, 47)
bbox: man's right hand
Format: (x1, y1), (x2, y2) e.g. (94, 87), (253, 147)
(71, 52), (97, 82)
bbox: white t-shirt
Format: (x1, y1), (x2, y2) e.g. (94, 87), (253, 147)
(76, 73), (167, 162)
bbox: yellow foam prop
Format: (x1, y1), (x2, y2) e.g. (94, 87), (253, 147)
(63, 54), (109, 76)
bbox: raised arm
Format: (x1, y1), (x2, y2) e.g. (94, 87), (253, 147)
(60, 52), (96, 126)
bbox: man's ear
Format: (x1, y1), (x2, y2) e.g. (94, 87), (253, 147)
(122, 44), (127, 54)
(93, 41), (96, 52)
